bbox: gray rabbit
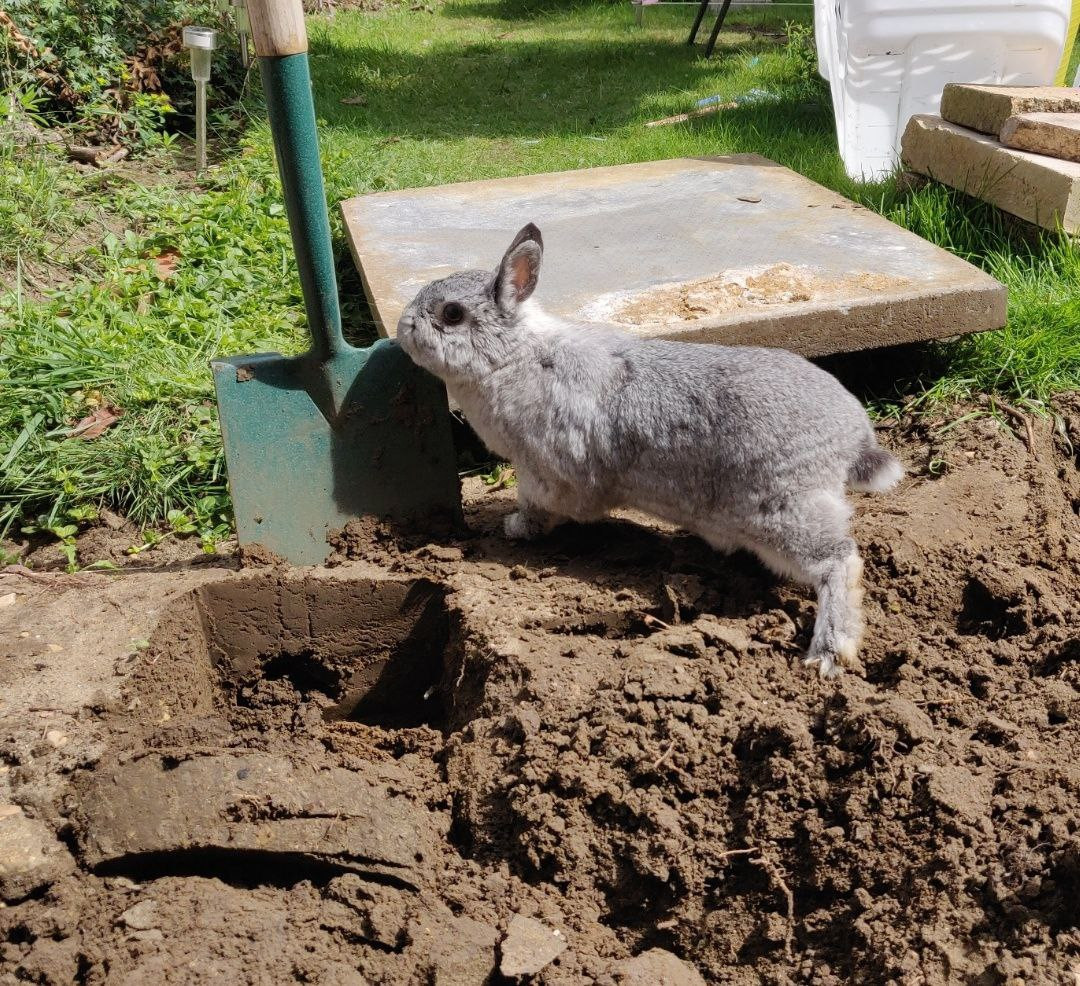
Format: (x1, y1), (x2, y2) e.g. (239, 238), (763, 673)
(397, 224), (903, 677)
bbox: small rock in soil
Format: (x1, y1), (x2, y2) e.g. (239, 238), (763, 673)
(0, 807), (74, 902)
(695, 615), (752, 654)
(44, 730), (68, 749)
(118, 899), (159, 930)
(609, 948), (707, 985)
(412, 911), (499, 985)
(499, 913), (568, 977)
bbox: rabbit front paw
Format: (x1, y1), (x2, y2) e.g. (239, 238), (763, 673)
(504, 511), (542, 540)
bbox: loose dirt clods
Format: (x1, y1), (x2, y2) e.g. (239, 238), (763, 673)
(1, 401), (1079, 984)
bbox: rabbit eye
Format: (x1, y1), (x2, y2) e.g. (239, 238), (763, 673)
(441, 302), (465, 326)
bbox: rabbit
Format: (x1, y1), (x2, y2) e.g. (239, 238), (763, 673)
(396, 224), (904, 677)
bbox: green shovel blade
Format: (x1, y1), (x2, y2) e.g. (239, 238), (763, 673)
(212, 49), (461, 565)
(212, 339), (461, 565)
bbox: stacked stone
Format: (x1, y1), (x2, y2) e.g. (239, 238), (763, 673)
(901, 84), (1080, 233)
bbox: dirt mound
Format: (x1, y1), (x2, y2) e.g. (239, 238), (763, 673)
(1, 401), (1078, 984)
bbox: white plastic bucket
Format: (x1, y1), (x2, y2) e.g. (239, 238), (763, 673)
(816, 0), (1080, 181)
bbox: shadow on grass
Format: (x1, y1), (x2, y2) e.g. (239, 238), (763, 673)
(310, 33), (790, 140)
(438, 0), (582, 19)
(436, 0), (796, 26)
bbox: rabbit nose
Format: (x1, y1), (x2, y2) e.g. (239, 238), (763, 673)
(397, 312), (415, 334)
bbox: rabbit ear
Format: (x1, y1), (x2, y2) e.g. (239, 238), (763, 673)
(493, 223), (543, 313)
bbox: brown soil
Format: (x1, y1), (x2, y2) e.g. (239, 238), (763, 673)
(612, 264), (911, 326)
(2, 400), (1079, 985)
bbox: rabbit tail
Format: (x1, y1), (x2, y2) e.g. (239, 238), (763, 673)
(848, 441), (904, 493)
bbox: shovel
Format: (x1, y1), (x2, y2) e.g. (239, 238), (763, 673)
(211, 0), (461, 565)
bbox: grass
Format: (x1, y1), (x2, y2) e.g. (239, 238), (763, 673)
(0, 146), (304, 541)
(1, 0), (1079, 546)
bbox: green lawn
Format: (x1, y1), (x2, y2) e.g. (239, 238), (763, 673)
(2, 0), (1079, 550)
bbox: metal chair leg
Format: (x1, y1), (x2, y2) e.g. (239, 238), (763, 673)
(687, 0), (710, 44)
(703, 0), (733, 57)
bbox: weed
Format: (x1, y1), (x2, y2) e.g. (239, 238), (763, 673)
(481, 464), (517, 490)
(20, 505), (98, 572)
(0, 144), (304, 535)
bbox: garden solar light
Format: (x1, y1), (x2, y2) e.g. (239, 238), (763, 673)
(182, 26), (217, 174)
(232, 0), (252, 68)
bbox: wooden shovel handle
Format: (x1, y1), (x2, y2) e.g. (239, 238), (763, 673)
(245, 0), (307, 57)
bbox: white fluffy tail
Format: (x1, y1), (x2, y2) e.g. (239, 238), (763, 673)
(848, 443), (904, 493)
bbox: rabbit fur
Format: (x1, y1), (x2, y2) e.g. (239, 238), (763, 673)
(397, 224), (904, 677)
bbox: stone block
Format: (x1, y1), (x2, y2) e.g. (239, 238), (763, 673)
(901, 115), (1080, 234)
(940, 84), (1080, 137)
(1000, 112), (1080, 163)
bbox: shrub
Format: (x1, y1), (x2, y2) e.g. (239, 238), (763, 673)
(1, 0), (245, 149)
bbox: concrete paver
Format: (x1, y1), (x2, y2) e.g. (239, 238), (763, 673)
(342, 156), (1006, 358)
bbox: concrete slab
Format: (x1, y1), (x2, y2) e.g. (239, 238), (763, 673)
(941, 84), (1080, 138)
(1001, 112), (1080, 163)
(902, 115), (1080, 235)
(341, 156), (1005, 359)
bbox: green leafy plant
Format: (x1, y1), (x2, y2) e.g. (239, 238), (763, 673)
(481, 464), (517, 491)
(1, 0), (242, 149)
(20, 505), (98, 572)
(783, 21), (820, 84)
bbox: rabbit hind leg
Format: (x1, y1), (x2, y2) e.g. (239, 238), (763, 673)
(738, 490), (865, 678)
(801, 550), (864, 678)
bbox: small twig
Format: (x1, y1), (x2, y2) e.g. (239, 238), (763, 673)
(642, 613), (672, 631)
(645, 102), (734, 127)
(992, 398), (1035, 454)
(751, 853), (795, 961)
(651, 740), (677, 771)
(717, 846), (761, 860)
(914, 696), (960, 707)
(102, 146), (129, 165)
(0, 565), (86, 587)
(67, 144), (121, 165)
